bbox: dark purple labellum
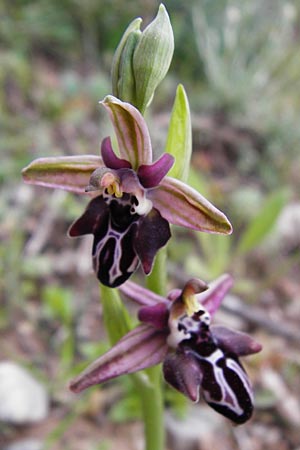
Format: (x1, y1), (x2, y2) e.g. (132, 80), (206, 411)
(183, 323), (254, 424)
(198, 349), (253, 424)
(92, 196), (141, 287)
(69, 195), (140, 288)
(69, 186), (171, 287)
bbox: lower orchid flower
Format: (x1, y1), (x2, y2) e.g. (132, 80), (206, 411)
(22, 96), (232, 288)
(69, 274), (262, 424)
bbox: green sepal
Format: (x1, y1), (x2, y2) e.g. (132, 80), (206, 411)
(164, 84), (192, 182)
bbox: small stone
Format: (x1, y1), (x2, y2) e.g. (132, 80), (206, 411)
(166, 404), (229, 450)
(3, 439), (43, 450)
(276, 202), (300, 250)
(0, 361), (49, 424)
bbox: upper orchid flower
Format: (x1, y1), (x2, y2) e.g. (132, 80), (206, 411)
(22, 96), (232, 287)
(69, 274), (262, 424)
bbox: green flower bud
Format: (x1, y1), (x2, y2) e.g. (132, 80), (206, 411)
(111, 4), (174, 114)
(111, 18), (142, 102)
(133, 4), (174, 113)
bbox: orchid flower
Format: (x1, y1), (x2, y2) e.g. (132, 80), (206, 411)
(69, 274), (262, 424)
(22, 96), (232, 287)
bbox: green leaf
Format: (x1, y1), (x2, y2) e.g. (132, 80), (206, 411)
(164, 84), (192, 182)
(236, 189), (289, 255)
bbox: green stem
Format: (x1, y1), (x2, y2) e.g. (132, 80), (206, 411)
(99, 248), (167, 450)
(100, 284), (131, 344)
(138, 365), (164, 450)
(139, 248), (167, 450)
(146, 248), (167, 296)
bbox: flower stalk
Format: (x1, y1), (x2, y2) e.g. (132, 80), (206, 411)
(100, 284), (131, 344)
(138, 365), (164, 450)
(141, 249), (168, 450)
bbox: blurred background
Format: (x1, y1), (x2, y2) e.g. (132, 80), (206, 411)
(1, 0), (300, 449)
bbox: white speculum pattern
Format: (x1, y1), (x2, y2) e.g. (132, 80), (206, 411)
(167, 306), (211, 349)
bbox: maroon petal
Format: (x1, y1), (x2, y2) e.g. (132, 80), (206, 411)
(137, 153), (174, 188)
(138, 303), (169, 330)
(163, 350), (202, 402)
(211, 325), (262, 357)
(101, 137), (132, 169)
(70, 324), (168, 393)
(68, 196), (108, 237)
(134, 208), (171, 274)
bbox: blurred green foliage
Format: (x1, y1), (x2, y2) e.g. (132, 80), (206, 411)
(192, 0), (300, 188)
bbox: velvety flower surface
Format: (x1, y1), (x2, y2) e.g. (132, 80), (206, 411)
(22, 96), (232, 287)
(69, 274), (262, 424)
